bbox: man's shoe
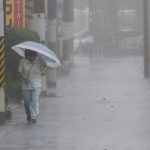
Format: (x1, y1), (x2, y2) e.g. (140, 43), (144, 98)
(31, 119), (37, 123)
(27, 116), (31, 123)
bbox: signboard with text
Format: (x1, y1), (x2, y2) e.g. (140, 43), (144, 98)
(6, 0), (25, 28)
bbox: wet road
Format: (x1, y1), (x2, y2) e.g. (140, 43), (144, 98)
(0, 56), (150, 150)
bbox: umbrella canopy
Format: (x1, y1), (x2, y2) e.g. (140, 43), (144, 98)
(11, 41), (61, 68)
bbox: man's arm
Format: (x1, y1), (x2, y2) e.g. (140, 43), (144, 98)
(18, 59), (29, 85)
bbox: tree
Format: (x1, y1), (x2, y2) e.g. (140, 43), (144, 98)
(5, 27), (40, 102)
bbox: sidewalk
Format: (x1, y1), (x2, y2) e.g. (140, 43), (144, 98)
(0, 56), (150, 150)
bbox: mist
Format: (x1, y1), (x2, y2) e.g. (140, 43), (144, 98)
(1, 1), (150, 150)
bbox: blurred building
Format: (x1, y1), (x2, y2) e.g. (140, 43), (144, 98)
(89, 0), (143, 56)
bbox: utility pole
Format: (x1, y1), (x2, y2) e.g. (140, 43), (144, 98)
(143, 0), (149, 77)
(89, 0), (94, 35)
(62, 0), (74, 70)
(46, 0), (57, 88)
(47, 0), (57, 50)
(56, 0), (63, 62)
(0, 0), (5, 124)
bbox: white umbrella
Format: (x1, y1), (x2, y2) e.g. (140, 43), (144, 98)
(11, 41), (61, 68)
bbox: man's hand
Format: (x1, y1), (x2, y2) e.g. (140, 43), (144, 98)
(24, 79), (30, 85)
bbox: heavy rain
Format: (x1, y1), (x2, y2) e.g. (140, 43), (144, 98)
(0, 0), (150, 150)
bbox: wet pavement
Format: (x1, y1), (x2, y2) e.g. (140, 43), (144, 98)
(1, 56), (150, 150)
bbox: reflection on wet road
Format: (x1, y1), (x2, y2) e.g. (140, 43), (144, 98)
(0, 56), (150, 150)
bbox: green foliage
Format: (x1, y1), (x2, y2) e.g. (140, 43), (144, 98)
(5, 27), (40, 102)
